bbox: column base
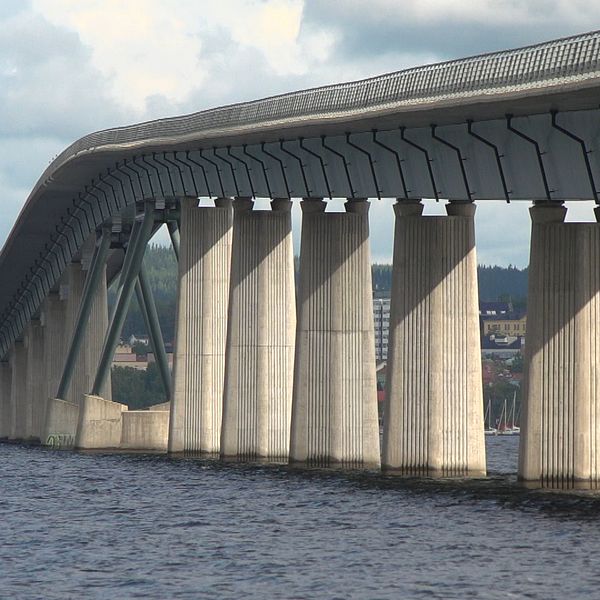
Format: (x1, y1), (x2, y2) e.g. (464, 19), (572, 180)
(42, 398), (79, 448)
(75, 394), (128, 449)
(121, 410), (169, 451)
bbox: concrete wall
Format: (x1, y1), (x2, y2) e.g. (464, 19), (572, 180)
(75, 394), (128, 449)
(121, 410), (169, 451)
(43, 397), (79, 448)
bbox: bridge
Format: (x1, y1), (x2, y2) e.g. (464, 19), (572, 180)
(1, 30), (600, 488)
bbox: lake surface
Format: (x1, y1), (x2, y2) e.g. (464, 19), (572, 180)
(1, 436), (600, 599)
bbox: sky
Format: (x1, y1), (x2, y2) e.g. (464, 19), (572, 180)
(1, 0), (600, 266)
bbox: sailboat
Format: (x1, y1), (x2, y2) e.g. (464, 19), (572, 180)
(484, 399), (497, 435)
(497, 392), (520, 435)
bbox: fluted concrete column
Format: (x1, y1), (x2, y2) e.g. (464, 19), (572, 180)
(383, 201), (485, 475)
(85, 262), (111, 401)
(24, 320), (45, 441)
(290, 198), (380, 467)
(519, 203), (600, 487)
(64, 263), (87, 405)
(41, 293), (67, 402)
(9, 341), (27, 440)
(63, 261), (110, 405)
(0, 361), (11, 438)
(169, 197), (233, 453)
(221, 198), (296, 459)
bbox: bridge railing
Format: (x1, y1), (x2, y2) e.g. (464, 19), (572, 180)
(46, 30), (600, 177)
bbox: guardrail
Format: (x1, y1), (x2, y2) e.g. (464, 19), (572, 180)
(49, 30), (600, 172)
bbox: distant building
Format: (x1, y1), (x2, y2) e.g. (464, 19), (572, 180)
(481, 333), (524, 358)
(373, 292), (391, 361)
(479, 301), (512, 316)
(480, 312), (527, 337)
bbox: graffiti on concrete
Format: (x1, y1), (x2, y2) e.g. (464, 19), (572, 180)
(45, 433), (75, 449)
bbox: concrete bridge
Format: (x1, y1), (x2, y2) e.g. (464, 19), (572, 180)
(1, 30), (600, 488)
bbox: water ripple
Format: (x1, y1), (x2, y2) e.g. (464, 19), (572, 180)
(1, 437), (600, 599)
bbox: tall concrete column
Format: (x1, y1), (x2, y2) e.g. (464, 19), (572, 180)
(382, 201), (485, 475)
(9, 341), (27, 440)
(290, 198), (380, 467)
(63, 261), (110, 405)
(64, 263), (88, 406)
(169, 197), (233, 453)
(84, 261), (111, 401)
(24, 320), (45, 441)
(0, 361), (11, 438)
(519, 203), (600, 487)
(221, 198), (296, 460)
(41, 292), (67, 402)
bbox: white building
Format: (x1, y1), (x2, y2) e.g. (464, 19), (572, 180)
(373, 293), (391, 361)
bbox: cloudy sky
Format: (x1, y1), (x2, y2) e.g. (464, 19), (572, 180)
(1, 0), (600, 266)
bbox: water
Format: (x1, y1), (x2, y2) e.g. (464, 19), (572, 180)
(1, 437), (600, 599)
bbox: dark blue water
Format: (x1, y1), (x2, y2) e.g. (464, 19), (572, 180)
(2, 437), (600, 599)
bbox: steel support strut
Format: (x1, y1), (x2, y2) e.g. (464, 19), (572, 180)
(167, 221), (180, 261)
(56, 226), (112, 400)
(92, 202), (155, 396)
(135, 264), (171, 399)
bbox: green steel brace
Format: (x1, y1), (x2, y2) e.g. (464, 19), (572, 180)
(91, 202), (155, 396)
(135, 264), (171, 399)
(56, 226), (112, 400)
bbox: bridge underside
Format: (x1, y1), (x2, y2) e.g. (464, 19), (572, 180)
(1, 31), (600, 487)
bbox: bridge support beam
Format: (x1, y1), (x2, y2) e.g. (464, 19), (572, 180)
(135, 264), (171, 400)
(0, 361), (11, 438)
(24, 320), (45, 442)
(519, 203), (600, 488)
(289, 198), (380, 467)
(382, 201), (486, 476)
(9, 341), (27, 440)
(169, 197), (233, 454)
(221, 198), (295, 460)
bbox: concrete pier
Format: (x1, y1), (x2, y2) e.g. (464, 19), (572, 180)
(221, 198), (296, 460)
(121, 410), (169, 451)
(75, 394), (128, 449)
(9, 341), (27, 440)
(64, 263), (88, 406)
(169, 198), (233, 453)
(290, 198), (380, 467)
(41, 293), (67, 404)
(519, 203), (600, 487)
(0, 361), (11, 438)
(382, 201), (486, 476)
(24, 320), (45, 441)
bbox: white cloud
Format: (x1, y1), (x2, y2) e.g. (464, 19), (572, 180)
(31, 0), (337, 115)
(2, 0), (598, 266)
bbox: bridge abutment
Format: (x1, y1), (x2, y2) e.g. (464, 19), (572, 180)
(169, 197), (233, 454)
(382, 200), (486, 475)
(519, 203), (600, 488)
(220, 198), (295, 460)
(289, 198), (380, 467)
